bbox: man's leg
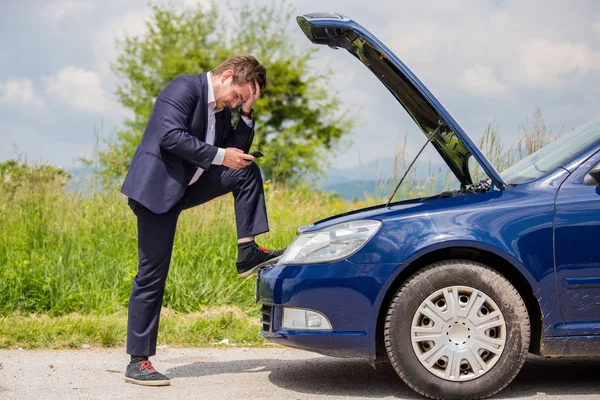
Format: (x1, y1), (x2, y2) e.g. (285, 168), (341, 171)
(179, 163), (283, 276)
(179, 162), (268, 237)
(125, 199), (179, 386)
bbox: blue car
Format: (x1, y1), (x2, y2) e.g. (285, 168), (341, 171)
(257, 13), (600, 400)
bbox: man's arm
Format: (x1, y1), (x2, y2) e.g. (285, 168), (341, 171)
(225, 112), (254, 153)
(225, 80), (261, 154)
(155, 76), (218, 170)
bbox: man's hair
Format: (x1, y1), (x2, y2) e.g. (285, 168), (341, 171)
(212, 55), (267, 93)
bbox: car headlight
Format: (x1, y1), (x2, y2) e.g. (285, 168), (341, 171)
(279, 219), (382, 264)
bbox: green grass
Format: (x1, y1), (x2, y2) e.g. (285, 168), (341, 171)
(0, 163), (378, 348)
(0, 167), (363, 317)
(0, 306), (266, 349)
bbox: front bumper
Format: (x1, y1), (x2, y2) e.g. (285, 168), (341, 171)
(256, 260), (400, 360)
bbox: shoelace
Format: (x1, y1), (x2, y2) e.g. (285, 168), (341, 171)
(258, 246), (269, 254)
(139, 360), (155, 372)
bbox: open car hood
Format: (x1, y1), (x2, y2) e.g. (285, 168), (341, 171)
(297, 13), (506, 190)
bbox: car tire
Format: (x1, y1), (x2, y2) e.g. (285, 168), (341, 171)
(384, 260), (530, 400)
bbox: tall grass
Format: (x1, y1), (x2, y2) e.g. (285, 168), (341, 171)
(0, 167), (359, 317)
(469, 109), (559, 183)
(368, 133), (456, 203)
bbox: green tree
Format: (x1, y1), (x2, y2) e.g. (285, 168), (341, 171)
(93, 1), (354, 185)
(0, 160), (69, 195)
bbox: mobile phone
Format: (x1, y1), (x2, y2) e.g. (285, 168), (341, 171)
(250, 150), (264, 158)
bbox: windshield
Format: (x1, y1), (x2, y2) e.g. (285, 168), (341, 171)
(501, 117), (600, 184)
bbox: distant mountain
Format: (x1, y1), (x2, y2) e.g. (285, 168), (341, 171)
(65, 166), (96, 180)
(319, 157), (445, 185)
(320, 180), (386, 201)
(64, 157), (451, 200)
(65, 166), (101, 192)
(315, 157), (448, 200)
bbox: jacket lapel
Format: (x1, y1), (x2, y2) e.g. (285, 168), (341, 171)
(199, 73), (209, 141)
(216, 110), (227, 146)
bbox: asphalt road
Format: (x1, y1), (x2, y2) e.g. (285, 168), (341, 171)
(1, 347), (599, 399)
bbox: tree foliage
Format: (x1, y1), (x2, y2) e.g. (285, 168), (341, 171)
(0, 160), (69, 193)
(93, 1), (354, 184)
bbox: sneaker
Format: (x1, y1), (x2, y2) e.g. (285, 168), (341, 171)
(124, 360), (170, 386)
(236, 244), (285, 278)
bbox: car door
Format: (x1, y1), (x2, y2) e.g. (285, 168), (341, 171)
(555, 151), (600, 335)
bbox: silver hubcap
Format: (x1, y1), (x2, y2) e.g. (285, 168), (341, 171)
(410, 285), (506, 381)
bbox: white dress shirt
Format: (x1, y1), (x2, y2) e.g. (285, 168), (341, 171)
(189, 72), (253, 185)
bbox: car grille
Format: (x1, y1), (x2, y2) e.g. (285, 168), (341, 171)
(260, 304), (272, 334)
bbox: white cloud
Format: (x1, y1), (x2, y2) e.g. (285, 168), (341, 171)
(45, 66), (113, 113)
(93, 0), (213, 79)
(461, 64), (512, 98)
(43, 0), (96, 25)
(92, 0), (213, 96)
(94, 10), (152, 79)
(515, 39), (600, 89)
(352, 1), (600, 95)
(0, 78), (45, 109)
(386, 24), (441, 65)
(180, 0), (212, 10)
(2, 0), (598, 171)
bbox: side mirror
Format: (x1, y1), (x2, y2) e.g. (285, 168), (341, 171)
(584, 167), (600, 186)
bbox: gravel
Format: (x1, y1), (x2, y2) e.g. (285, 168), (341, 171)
(1, 348), (599, 399)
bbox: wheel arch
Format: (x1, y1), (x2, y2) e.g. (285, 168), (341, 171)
(374, 245), (543, 364)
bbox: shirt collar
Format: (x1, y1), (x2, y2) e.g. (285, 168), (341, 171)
(206, 72), (216, 105)
(206, 72), (222, 112)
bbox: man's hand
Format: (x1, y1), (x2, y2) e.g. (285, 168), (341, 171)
(241, 81), (261, 114)
(222, 148), (255, 169)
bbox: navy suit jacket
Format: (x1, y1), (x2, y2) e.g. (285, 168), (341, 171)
(121, 73), (254, 214)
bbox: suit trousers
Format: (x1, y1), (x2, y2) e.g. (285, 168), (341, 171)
(126, 162), (268, 357)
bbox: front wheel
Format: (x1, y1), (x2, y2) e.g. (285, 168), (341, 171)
(384, 260), (530, 400)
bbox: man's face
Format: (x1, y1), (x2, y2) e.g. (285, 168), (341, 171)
(214, 71), (253, 110)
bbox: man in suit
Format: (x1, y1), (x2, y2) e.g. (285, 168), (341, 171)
(121, 55), (284, 386)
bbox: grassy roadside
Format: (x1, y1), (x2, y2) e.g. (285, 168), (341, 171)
(0, 173), (362, 316)
(0, 167), (375, 349)
(0, 306), (268, 349)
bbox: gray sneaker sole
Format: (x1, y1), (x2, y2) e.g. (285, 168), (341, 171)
(238, 256), (282, 278)
(124, 376), (171, 386)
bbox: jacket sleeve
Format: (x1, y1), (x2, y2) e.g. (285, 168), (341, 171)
(155, 77), (218, 170)
(224, 109), (255, 154)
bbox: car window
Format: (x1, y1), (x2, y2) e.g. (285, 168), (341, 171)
(501, 117), (600, 184)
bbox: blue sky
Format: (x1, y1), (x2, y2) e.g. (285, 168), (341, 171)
(1, 0), (599, 170)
